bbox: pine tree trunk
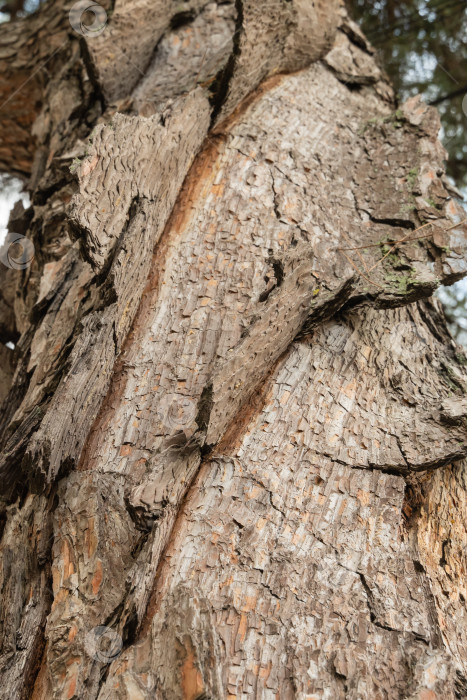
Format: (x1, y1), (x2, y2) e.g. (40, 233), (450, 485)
(1, 1), (467, 698)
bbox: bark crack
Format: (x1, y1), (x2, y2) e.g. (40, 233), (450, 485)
(358, 572), (430, 643)
(209, 0), (244, 123)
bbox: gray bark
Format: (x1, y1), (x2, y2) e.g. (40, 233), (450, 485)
(0, 1), (466, 699)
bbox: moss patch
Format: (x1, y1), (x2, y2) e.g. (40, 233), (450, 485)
(358, 109), (406, 136)
(379, 241), (420, 294)
(406, 167), (418, 191)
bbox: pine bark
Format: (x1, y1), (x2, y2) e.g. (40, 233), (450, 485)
(0, 1), (467, 699)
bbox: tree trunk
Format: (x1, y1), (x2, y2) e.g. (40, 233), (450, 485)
(1, 1), (467, 698)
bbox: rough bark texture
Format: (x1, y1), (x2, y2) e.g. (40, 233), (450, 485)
(0, 1), (466, 699)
